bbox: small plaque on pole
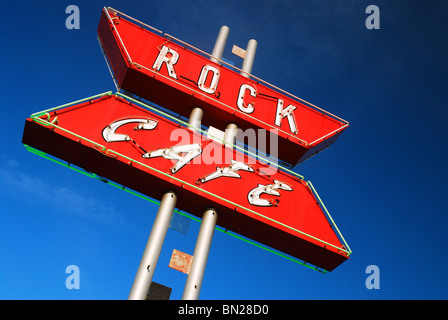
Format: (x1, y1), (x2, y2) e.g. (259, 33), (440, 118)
(146, 282), (172, 300)
(232, 45), (246, 58)
(169, 212), (191, 235)
(169, 249), (193, 274)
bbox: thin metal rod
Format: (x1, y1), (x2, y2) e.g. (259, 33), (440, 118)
(241, 39), (257, 78)
(307, 181), (352, 255)
(182, 208), (218, 300)
(103, 7), (133, 63)
(128, 191), (177, 300)
(210, 26), (230, 63)
(188, 107), (204, 133)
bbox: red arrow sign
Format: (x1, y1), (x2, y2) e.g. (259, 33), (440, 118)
(22, 92), (350, 271)
(97, 7), (349, 166)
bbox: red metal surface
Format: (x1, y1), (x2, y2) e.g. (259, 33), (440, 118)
(97, 8), (348, 167)
(22, 94), (349, 271)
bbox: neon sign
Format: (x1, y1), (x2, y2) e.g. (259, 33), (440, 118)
(22, 92), (350, 271)
(97, 8), (349, 166)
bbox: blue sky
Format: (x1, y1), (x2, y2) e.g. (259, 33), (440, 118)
(1, 0), (447, 300)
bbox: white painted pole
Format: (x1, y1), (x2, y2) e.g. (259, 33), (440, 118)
(188, 27), (229, 136)
(188, 107), (204, 133)
(182, 208), (218, 300)
(241, 39), (257, 78)
(128, 191), (177, 300)
(210, 26), (230, 63)
(224, 123), (238, 148)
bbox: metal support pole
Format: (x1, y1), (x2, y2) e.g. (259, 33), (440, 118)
(241, 39), (258, 78)
(182, 208), (218, 300)
(210, 26), (230, 63)
(188, 107), (204, 133)
(128, 191), (177, 300)
(224, 123), (238, 148)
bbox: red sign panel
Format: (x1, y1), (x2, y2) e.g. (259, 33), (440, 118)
(22, 93), (350, 271)
(97, 8), (349, 166)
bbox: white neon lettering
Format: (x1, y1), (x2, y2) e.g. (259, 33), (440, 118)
(248, 180), (293, 207)
(101, 118), (293, 208)
(237, 84), (257, 113)
(102, 118), (158, 143)
(200, 160), (254, 183)
(198, 65), (220, 94)
(142, 143), (202, 174)
(152, 45), (179, 79)
(275, 99), (298, 134)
